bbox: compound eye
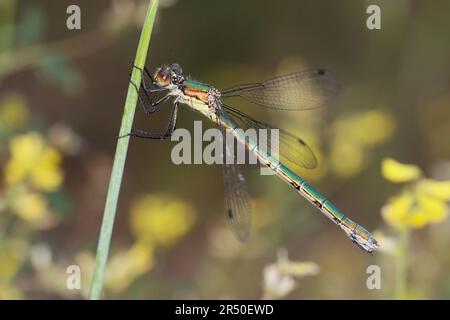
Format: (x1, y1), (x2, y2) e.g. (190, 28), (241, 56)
(154, 68), (171, 87)
(170, 63), (183, 75)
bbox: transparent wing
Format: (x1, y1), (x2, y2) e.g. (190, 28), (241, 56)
(217, 112), (252, 242)
(221, 104), (317, 170)
(221, 69), (340, 110)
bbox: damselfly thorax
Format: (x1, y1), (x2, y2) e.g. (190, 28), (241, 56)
(171, 79), (223, 124)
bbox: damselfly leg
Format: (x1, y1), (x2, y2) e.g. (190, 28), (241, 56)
(118, 102), (179, 140)
(118, 65), (177, 140)
(130, 102), (178, 140)
(129, 75), (170, 115)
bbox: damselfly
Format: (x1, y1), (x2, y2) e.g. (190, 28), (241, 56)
(126, 63), (379, 254)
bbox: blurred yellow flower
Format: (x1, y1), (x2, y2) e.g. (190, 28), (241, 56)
(0, 240), (27, 299)
(104, 241), (154, 293)
(5, 132), (64, 192)
(0, 94), (29, 131)
(0, 282), (23, 299)
(10, 191), (47, 222)
(381, 158), (450, 229)
(262, 248), (319, 299)
(0, 240), (28, 281)
(417, 179), (450, 201)
(130, 194), (197, 247)
(352, 110), (396, 145)
(9, 190), (58, 228)
(382, 158), (422, 183)
(330, 110), (395, 178)
(330, 137), (364, 178)
(332, 110), (395, 147)
(382, 191), (448, 229)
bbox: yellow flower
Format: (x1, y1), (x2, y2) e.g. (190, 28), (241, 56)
(382, 192), (448, 229)
(352, 110), (396, 146)
(0, 94), (29, 131)
(414, 193), (448, 224)
(330, 138), (364, 178)
(11, 191), (47, 222)
(5, 132), (64, 192)
(130, 194), (197, 247)
(332, 110), (395, 147)
(381, 158), (449, 229)
(9, 189), (58, 228)
(417, 179), (450, 201)
(330, 110), (395, 178)
(0, 282), (23, 299)
(104, 242), (154, 293)
(0, 240), (28, 281)
(382, 158), (422, 183)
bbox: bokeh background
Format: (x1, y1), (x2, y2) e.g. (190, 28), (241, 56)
(1, 0), (450, 299)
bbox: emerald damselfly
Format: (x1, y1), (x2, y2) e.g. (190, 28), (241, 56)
(126, 63), (379, 254)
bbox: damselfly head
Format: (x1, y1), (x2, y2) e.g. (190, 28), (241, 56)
(154, 63), (184, 87)
(169, 63), (184, 84)
(170, 63), (183, 76)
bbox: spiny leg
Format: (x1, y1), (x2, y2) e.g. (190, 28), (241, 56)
(119, 102), (179, 140)
(129, 76), (171, 115)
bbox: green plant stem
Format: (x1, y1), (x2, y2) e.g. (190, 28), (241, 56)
(395, 227), (409, 299)
(88, 0), (159, 300)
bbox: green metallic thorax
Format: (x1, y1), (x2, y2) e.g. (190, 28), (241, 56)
(183, 79), (211, 92)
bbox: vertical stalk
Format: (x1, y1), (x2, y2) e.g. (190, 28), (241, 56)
(88, 0), (159, 300)
(394, 227), (409, 299)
